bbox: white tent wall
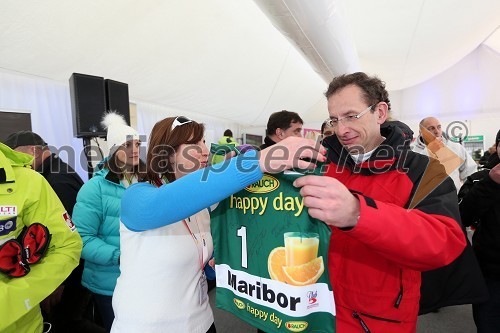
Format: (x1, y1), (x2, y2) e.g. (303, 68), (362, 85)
(242, 41), (500, 147)
(135, 100), (240, 147)
(394, 44), (500, 147)
(0, 69), (90, 180)
(2, 0), (500, 171)
(0, 69), (241, 181)
(3, 38), (499, 178)
(0, 1), (331, 127)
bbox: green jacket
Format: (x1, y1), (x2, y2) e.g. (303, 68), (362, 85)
(218, 135), (237, 145)
(0, 143), (82, 333)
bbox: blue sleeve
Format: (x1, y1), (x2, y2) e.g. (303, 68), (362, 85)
(121, 150), (262, 231)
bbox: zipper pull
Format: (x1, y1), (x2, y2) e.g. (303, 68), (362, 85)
(394, 290), (403, 308)
(352, 311), (371, 333)
(394, 269), (403, 308)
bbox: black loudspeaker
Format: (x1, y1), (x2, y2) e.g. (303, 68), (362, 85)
(69, 73), (107, 137)
(105, 79), (131, 126)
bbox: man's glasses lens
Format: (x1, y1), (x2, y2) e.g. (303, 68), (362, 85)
(325, 104), (374, 127)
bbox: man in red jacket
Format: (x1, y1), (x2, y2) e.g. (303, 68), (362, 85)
(294, 72), (466, 332)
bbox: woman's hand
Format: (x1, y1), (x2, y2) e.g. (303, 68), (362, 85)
(258, 137), (326, 173)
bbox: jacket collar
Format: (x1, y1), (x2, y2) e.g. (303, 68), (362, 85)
(322, 123), (409, 174)
(416, 133), (450, 149)
(0, 142), (33, 184)
(261, 136), (277, 149)
(98, 159), (147, 185)
(416, 135), (426, 149)
(104, 169), (121, 184)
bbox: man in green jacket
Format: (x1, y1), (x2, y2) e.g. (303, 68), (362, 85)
(0, 142), (82, 333)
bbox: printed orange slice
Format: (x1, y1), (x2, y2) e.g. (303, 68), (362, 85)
(282, 256), (324, 286)
(268, 247), (287, 282)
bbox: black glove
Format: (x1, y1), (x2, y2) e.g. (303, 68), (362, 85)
(0, 239), (30, 277)
(19, 223), (51, 265)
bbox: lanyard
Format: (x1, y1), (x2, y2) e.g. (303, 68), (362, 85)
(124, 173), (135, 185)
(183, 217), (207, 272)
(152, 177), (207, 272)
(123, 173), (137, 187)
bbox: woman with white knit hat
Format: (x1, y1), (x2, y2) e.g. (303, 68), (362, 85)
(72, 112), (146, 332)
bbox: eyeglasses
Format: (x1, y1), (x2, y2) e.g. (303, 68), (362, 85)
(324, 104), (375, 128)
(171, 116), (193, 131)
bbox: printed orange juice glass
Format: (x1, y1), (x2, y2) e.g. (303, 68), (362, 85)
(284, 232), (319, 266)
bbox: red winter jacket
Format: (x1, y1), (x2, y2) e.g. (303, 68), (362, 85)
(322, 125), (466, 332)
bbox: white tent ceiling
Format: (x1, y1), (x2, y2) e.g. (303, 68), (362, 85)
(255, 0), (500, 91)
(1, 0), (500, 126)
(345, 0), (500, 90)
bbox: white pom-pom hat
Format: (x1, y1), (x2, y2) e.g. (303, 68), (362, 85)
(101, 111), (139, 155)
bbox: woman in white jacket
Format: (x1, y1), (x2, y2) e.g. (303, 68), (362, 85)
(111, 116), (324, 333)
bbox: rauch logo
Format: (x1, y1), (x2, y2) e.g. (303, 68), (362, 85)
(285, 321), (308, 332)
(245, 174), (279, 194)
(233, 298), (245, 310)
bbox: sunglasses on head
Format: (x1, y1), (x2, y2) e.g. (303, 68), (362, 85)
(171, 116), (193, 131)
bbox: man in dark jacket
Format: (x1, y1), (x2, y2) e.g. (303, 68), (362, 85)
(4, 131), (104, 333)
(459, 129), (500, 333)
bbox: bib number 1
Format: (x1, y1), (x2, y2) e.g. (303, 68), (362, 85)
(236, 226), (248, 268)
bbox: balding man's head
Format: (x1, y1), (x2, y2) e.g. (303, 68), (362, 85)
(419, 117), (442, 143)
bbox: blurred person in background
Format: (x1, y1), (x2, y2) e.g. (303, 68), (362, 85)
(260, 110), (303, 149)
(0, 141), (82, 332)
(72, 112), (146, 332)
(413, 116), (477, 191)
(4, 131), (103, 332)
(459, 129), (500, 333)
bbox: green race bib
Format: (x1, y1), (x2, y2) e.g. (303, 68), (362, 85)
(211, 170), (336, 333)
